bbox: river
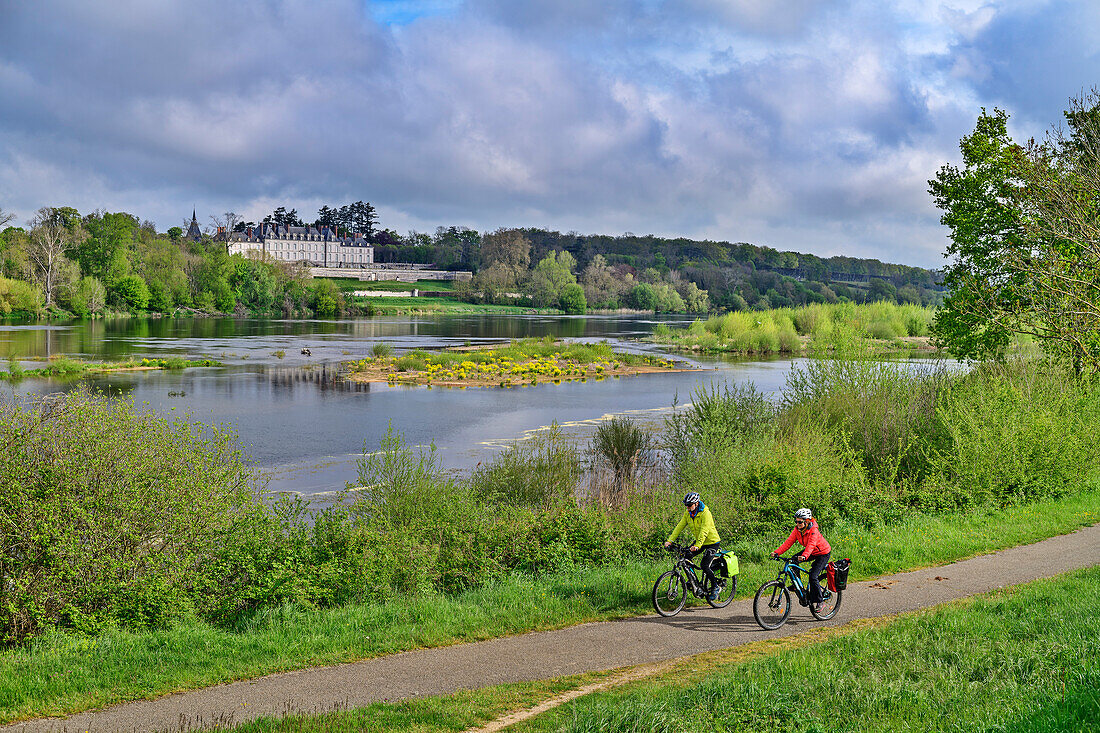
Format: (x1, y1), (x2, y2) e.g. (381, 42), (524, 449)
(0, 315), (838, 497)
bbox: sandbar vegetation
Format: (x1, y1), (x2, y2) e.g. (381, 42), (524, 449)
(650, 301), (941, 356)
(344, 338), (687, 387)
(0, 355), (220, 380)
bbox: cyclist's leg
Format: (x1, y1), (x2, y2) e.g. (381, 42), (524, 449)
(808, 553), (830, 604)
(697, 543), (720, 589)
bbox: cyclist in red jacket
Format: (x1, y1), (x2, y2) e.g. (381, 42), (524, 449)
(771, 507), (831, 612)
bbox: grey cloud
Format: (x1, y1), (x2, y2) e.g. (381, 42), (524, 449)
(1, 0), (1087, 269)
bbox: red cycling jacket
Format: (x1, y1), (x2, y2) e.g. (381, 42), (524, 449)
(774, 518), (831, 558)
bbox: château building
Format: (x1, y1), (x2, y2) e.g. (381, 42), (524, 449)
(186, 209), (202, 241)
(226, 223), (374, 268)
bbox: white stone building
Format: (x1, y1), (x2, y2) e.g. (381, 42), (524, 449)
(226, 224), (374, 268)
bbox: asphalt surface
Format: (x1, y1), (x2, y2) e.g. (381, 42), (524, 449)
(7, 523), (1100, 732)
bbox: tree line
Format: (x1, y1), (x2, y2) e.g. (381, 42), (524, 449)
(0, 198), (942, 318)
(0, 208), (347, 317)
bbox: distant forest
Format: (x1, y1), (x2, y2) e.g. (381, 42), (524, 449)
(0, 199), (942, 318)
(377, 226), (943, 310)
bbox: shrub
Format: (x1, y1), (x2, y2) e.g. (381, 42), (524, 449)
(0, 276), (43, 316)
(590, 417), (655, 505)
(470, 424), (582, 509)
(111, 275), (151, 311)
(559, 283), (587, 314)
(0, 391), (262, 642)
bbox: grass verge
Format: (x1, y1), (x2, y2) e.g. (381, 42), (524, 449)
(223, 565), (1100, 732)
(0, 488), (1097, 724)
(518, 566), (1100, 732)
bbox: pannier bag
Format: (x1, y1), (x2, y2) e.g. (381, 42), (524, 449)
(828, 558), (851, 591)
(721, 553), (738, 577)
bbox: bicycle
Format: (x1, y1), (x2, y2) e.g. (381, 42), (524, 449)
(652, 542), (736, 617)
(752, 555), (842, 629)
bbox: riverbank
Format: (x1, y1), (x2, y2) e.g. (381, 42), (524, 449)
(344, 339), (689, 387)
(3, 498), (1097, 727)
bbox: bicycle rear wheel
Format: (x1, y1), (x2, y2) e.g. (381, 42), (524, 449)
(810, 581), (842, 621)
(652, 570), (687, 617)
(706, 575), (736, 608)
(753, 580), (791, 630)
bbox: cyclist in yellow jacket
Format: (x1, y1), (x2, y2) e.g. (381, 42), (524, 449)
(664, 492), (723, 600)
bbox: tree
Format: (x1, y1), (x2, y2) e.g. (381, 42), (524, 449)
(0, 207), (14, 229)
(930, 97), (1100, 372)
(78, 212), (137, 280)
(626, 283), (659, 311)
(559, 283), (586, 314)
(348, 201), (377, 237)
(581, 254), (621, 308)
(28, 207), (84, 306)
(480, 228), (531, 272)
(526, 250), (577, 307)
(167, 226), (184, 241)
(209, 212), (242, 243)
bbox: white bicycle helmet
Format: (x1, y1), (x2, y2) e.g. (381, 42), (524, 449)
(794, 507), (813, 520)
(683, 492), (701, 506)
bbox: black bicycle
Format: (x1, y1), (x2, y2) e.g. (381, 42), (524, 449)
(652, 542), (736, 617)
(753, 555), (842, 629)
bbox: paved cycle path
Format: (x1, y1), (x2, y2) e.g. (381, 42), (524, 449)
(8, 523), (1100, 732)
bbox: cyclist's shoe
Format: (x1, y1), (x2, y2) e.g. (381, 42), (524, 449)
(812, 602), (824, 613)
(707, 587), (721, 601)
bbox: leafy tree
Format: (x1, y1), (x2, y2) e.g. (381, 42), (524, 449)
(677, 280), (710, 313)
(111, 274), (151, 310)
(79, 212), (137, 281)
(28, 207), (85, 305)
(481, 228), (531, 272)
(526, 250), (577, 307)
(559, 283), (587, 314)
(930, 97), (1100, 371)
(310, 279), (341, 316)
(167, 226), (183, 241)
(627, 283), (659, 311)
(581, 254), (622, 308)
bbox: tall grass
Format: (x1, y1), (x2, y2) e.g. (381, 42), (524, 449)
(664, 357), (1100, 535)
(664, 302), (936, 354)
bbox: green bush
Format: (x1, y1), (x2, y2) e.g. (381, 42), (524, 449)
(470, 425), (582, 509)
(559, 283), (587, 314)
(110, 275), (151, 311)
(0, 391), (262, 642)
(0, 276), (43, 316)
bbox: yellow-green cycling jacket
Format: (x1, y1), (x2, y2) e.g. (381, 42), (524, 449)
(667, 503), (720, 548)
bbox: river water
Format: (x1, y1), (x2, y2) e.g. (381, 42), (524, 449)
(0, 315), (824, 496)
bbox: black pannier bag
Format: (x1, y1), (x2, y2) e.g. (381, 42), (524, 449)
(831, 558), (851, 591)
(712, 554), (728, 578)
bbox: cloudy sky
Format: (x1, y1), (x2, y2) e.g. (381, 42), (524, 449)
(1, 0), (1098, 268)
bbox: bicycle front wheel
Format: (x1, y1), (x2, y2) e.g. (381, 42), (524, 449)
(753, 580), (791, 630)
(653, 570), (687, 617)
(810, 585), (842, 621)
(707, 575), (737, 608)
